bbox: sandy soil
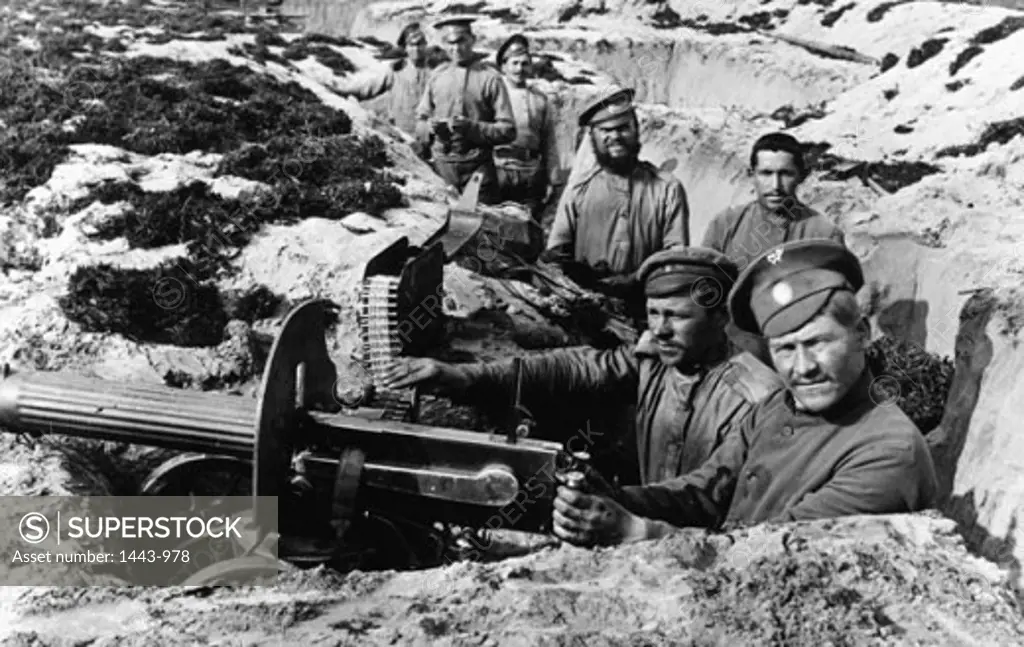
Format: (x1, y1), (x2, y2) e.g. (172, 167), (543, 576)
(2, 0), (1024, 642)
(3, 514), (1024, 646)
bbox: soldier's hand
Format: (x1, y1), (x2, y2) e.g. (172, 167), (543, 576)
(552, 485), (649, 547)
(381, 357), (469, 393)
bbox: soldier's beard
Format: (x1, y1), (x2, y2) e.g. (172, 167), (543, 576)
(593, 137), (641, 175)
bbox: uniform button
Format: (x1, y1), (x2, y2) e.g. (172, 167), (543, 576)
(781, 426), (794, 437)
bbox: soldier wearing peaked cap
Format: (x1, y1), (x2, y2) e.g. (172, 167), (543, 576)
(381, 246), (784, 522)
(349, 22), (444, 150)
(543, 86), (690, 313)
(492, 34), (561, 222)
(414, 16), (516, 204)
(544, 239), (939, 546)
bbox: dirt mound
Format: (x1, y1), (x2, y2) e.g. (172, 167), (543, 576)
(2, 514), (1022, 644)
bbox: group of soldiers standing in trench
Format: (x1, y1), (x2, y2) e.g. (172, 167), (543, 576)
(351, 16), (940, 547)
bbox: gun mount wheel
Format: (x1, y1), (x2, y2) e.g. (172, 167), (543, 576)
(139, 454), (252, 496)
(253, 299), (340, 535)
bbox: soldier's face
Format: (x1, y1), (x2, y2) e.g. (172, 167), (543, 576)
(752, 150), (803, 215)
(646, 296), (725, 369)
(768, 313), (869, 412)
(404, 30), (427, 63)
(502, 52), (531, 85)
(591, 114), (640, 169)
(443, 28), (475, 63)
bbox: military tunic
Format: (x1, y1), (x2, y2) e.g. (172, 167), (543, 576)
(457, 331), (783, 483)
(493, 81), (559, 217)
(415, 58), (516, 202)
(618, 369), (939, 531)
(701, 199), (845, 275)
(701, 199), (846, 363)
(546, 163), (690, 276)
(358, 60), (433, 139)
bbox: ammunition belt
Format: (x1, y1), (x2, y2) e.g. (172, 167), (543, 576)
(358, 276), (416, 422)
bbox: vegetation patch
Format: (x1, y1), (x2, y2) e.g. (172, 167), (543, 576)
(678, 19), (750, 36)
(770, 102), (827, 128)
(59, 261), (283, 348)
(483, 8), (524, 24)
(866, 335), (955, 434)
(651, 6), (684, 30)
(796, 0), (837, 6)
(1012, 75), (1024, 92)
(821, 3), (855, 28)
(3, 0), (406, 348)
(935, 117), (1024, 158)
(906, 38), (947, 69)
(946, 18), (1024, 78)
(0, 54), (355, 205)
(879, 53), (899, 72)
(282, 41), (355, 75)
(530, 56), (593, 86)
(946, 79), (968, 92)
(804, 143), (941, 192)
(738, 12), (777, 31)
(60, 261), (229, 347)
(230, 42), (292, 67)
(866, 1), (907, 23)
(971, 16), (1024, 46)
(883, 87), (899, 100)
(948, 45), (983, 76)
(440, 2), (486, 14)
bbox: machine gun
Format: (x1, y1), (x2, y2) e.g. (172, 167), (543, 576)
(0, 173), (611, 585)
(0, 298), (597, 584)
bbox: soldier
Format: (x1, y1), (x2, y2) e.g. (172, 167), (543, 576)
(550, 240), (938, 547)
(543, 86), (689, 304)
(492, 34), (561, 222)
(382, 247), (784, 489)
(354, 23), (444, 155)
(702, 132), (846, 364)
(414, 16), (516, 204)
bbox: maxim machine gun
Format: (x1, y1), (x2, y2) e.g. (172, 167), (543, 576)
(0, 172), (594, 585)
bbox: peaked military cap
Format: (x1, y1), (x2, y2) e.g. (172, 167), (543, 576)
(433, 15), (476, 33)
(728, 239), (864, 338)
(578, 86), (635, 127)
(496, 33), (529, 67)
(637, 246), (738, 307)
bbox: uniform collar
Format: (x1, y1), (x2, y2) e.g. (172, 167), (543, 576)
(756, 199), (810, 226)
(785, 367), (877, 422)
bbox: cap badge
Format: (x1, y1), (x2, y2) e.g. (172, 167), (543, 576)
(772, 282), (794, 305)
(767, 249), (784, 265)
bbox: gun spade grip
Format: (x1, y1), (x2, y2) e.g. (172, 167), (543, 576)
(0, 371), (255, 458)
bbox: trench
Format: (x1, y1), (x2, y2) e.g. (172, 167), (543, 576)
(321, 0), (1024, 597)
(3, 0), (1020, 598)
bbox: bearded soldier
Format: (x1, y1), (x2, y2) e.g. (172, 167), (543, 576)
(544, 86), (689, 305)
